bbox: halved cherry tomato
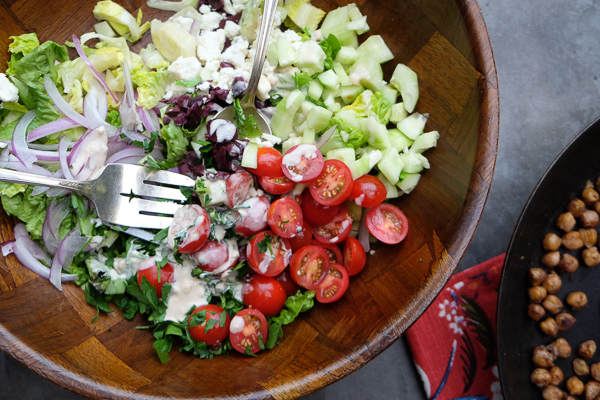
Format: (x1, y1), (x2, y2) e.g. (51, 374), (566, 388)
(366, 203), (409, 244)
(225, 170), (254, 209)
(301, 190), (340, 226)
(310, 239), (343, 264)
(235, 196), (270, 237)
(274, 269), (301, 297)
(343, 236), (367, 276)
(137, 259), (175, 299)
(192, 240), (238, 273)
(267, 197), (303, 238)
(242, 274), (287, 317)
(290, 245), (330, 290)
(167, 204), (210, 253)
(246, 147), (283, 177)
(309, 159), (353, 206)
(316, 263), (349, 303)
(247, 230), (292, 276)
(281, 144), (324, 183)
(230, 308), (268, 354)
(289, 221), (313, 252)
(312, 204), (353, 245)
(348, 175), (387, 208)
(188, 304), (231, 348)
(258, 175), (295, 195)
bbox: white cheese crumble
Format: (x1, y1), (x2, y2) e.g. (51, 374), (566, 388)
(230, 315), (245, 334)
(197, 30), (226, 64)
(0, 73), (19, 103)
(168, 56), (203, 81)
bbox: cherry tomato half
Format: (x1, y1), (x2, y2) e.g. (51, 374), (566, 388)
(343, 236), (367, 276)
(281, 144), (324, 183)
(242, 274), (287, 317)
(310, 239), (343, 264)
(230, 308), (268, 354)
(235, 196), (270, 237)
(309, 159), (353, 206)
(316, 263), (349, 303)
(188, 304), (231, 348)
(301, 190), (340, 226)
(258, 175), (295, 195)
(348, 175), (387, 208)
(246, 147), (283, 177)
(267, 197), (303, 238)
(290, 245), (330, 290)
(167, 204), (210, 253)
(366, 203), (409, 244)
(192, 239), (238, 273)
(289, 221), (313, 252)
(274, 269), (301, 297)
(247, 231), (292, 276)
(137, 259), (175, 299)
(225, 170), (254, 209)
(312, 204), (353, 245)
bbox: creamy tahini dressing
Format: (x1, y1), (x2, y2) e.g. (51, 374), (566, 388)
(164, 258), (209, 322)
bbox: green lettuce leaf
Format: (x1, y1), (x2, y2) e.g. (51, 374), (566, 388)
(160, 121), (189, 169)
(266, 290), (315, 349)
(0, 185), (50, 240)
(369, 91), (392, 124)
(8, 33), (40, 56)
(131, 68), (173, 109)
(233, 98), (262, 139)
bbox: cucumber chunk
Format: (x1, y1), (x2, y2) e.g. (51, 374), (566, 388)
(241, 142), (259, 169)
(295, 40), (327, 75)
(326, 147), (356, 165)
(411, 130), (440, 154)
(389, 102), (408, 124)
(348, 55), (384, 92)
(399, 149), (423, 174)
(390, 63), (419, 113)
(320, 6), (359, 47)
(340, 85), (365, 104)
(271, 90), (306, 141)
(285, 0), (326, 31)
(357, 35), (394, 64)
(376, 172), (399, 199)
(318, 69), (340, 89)
(388, 128), (414, 152)
(277, 37), (296, 68)
(397, 112), (428, 140)
(335, 46), (360, 65)
(333, 62), (352, 86)
(308, 79), (324, 100)
(377, 148), (404, 184)
(396, 172), (421, 194)
(306, 106), (333, 132)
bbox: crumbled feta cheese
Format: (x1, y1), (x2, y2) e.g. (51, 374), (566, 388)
(280, 29), (302, 43)
(220, 36), (249, 68)
(197, 30), (226, 64)
(199, 4), (211, 14)
(171, 16), (194, 32)
(168, 56), (203, 81)
(204, 59), (221, 74)
(0, 73), (19, 103)
(257, 75), (272, 101)
(312, 30), (324, 42)
(223, 20), (241, 38)
(223, 0), (245, 15)
(198, 11), (223, 31)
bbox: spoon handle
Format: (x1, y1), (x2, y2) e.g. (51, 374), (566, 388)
(241, 0), (279, 109)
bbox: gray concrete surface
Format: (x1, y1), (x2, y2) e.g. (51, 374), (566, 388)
(3, 0), (600, 398)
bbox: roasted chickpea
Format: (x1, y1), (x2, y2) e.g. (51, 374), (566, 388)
(550, 365), (564, 385)
(529, 286), (548, 303)
(529, 267), (548, 285)
(543, 295), (563, 314)
(542, 385), (565, 400)
(566, 291), (588, 311)
(542, 251), (561, 268)
(531, 368), (553, 387)
(579, 340), (597, 359)
(544, 233), (563, 251)
(562, 231), (584, 250)
(549, 338), (572, 358)
(580, 228), (598, 247)
(583, 246), (600, 267)
(582, 187), (599, 205)
(594, 200), (600, 214)
(585, 381), (600, 400)
(541, 317), (559, 337)
(534, 345), (556, 368)
(591, 363), (600, 381)
(574, 358), (590, 376)
(543, 272), (563, 294)
(556, 313), (576, 331)
(558, 253), (579, 274)
(567, 376), (585, 395)
(528, 303), (547, 321)
(568, 198), (587, 218)
(581, 209), (600, 228)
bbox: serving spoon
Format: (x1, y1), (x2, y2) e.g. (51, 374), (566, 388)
(213, 0), (279, 134)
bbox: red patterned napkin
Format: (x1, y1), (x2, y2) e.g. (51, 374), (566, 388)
(405, 254), (506, 400)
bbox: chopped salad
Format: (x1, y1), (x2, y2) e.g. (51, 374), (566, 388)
(0, 0), (438, 360)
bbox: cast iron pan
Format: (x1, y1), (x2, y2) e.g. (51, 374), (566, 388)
(498, 117), (600, 397)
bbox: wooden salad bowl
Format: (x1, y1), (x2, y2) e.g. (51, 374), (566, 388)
(0, 0), (498, 398)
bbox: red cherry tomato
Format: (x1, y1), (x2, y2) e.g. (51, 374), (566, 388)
(235, 196), (270, 237)
(192, 239), (238, 273)
(242, 274), (287, 317)
(225, 170), (254, 209)
(167, 204), (210, 253)
(281, 144), (324, 183)
(312, 204), (353, 245)
(246, 147), (283, 177)
(310, 239), (343, 264)
(188, 304), (231, 347)
(366, 203), (409, 244)
(137, 259), (175, 299)
(267, 197), (303, 238)
(301, 190), (340, 226)
(290, 245), (330, 290)
(274, 269), (301, 297)
(230, 308), (268, 354)
(289, 221), (313, 252)
(316, 263), (349, 303)
(309, 159), (354, 206)
(247, 231), (292, 276)
(348, 175), (387, 208)
(342, 236), (367, 276)
(258, 175), (295, 195)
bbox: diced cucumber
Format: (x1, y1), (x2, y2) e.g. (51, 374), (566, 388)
(348, 55), (384, 92)
(277, 37), (296, 68)
(397, 112), (427, 140)
(388, 128), (413, 152)
(416, 153), (430, 169)
(308, 79), (324, 100)
(95, 21), (116, 37)
(396, 172), (421, 194)
(390, 63), (419, 113)
(318, 69), (340, 89)
(377, 148), (403, 184)
(306, 105), (333, 132)
(335, 46), (360, 65)
(285, 0), (326, 31)
(390, 102), (408, 124)
(399, 149), (423, 173)
(345, 200), (363, 221)
(376, 172), (399, 199)
(326, 147), (356, 165)
(357, 35), (394, 64)
(282, 136), (304, 154)
(293, 111), (306, 130)
(363, 117), (391, 150)
(381, 84), (399, 104)
(267, 42), (279, 66)
(271, 90), (306, 141)
(339, 85), (365, 105)
(332, 62), (352, 86)
(347, 15), (369, 35)
(295, 40), (327, 75)
(347, 4), (365, 22)
(320, 6), (359, 48)
(411, 130), (440, 154)
(277, 6), (288, 21)
(303, 128), (316, 144)
(350, 149), (382, 180)
(241, 142), (259, 169)
(300, 100), (315, 116)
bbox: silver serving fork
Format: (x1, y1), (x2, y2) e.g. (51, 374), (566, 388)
(0, 164), (195, 230)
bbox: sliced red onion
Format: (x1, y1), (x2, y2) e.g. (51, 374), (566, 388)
(44, 75), (94, 129)
(69, 126), (109, 181)
(105, 145), (146, 164)
(315, 124), (338, 149)
(30, 149), (60, 162)
(11, 110), (37, 167)
(72, 35), (119, 104)
(58, 136), (74, 180)
(83, 78), (108, 127)
(121, 128), (150, 143)
(27, 118), (80, 143)
(13, 239), (78, 290)
(1, 240), (15, 256)
(0, 147), (9, 162)
(46, 188), (71, 198)
(137, 105), (158, 134)
(29, 142), (74, 151)
(31, 186), (50, 196)
(14, 223), (52, 265)
(119, 61), (138, 133)
(43, 198), (71, 255)
(0, 159), (56, 177)
(67, 128), (92, 173)
(53, 226), (89, 272)
(358, 207), (371, 253)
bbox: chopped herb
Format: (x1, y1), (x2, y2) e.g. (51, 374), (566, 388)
(176, 76), (202, 87)
(256, 233), (273, 254)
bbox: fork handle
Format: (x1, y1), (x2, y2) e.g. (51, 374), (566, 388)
(0, 168), (87, 193)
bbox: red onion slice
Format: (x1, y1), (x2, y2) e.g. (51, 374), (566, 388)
(1, 240), (15, 256)
(72, 35), (119, 104)
(105, 145), (146, 164)
(43, 198), (71, 255)
(358, 207), (371, 253)
(315, 124), (338, 149)
(11, 110), (37, 167)
(27, 118), (79, 143)
(58, 136), (74, 180)
(44, 75), (94, 129)
(14, 223), (52, 265)
(137, 105), (158, 134)
(53, 226), (89, 272)
(0, 159), (56, 177)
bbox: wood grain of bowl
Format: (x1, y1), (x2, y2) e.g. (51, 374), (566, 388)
(0, 0), (499, 398)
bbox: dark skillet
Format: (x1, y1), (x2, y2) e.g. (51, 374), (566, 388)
(498, 117), (600, 398)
